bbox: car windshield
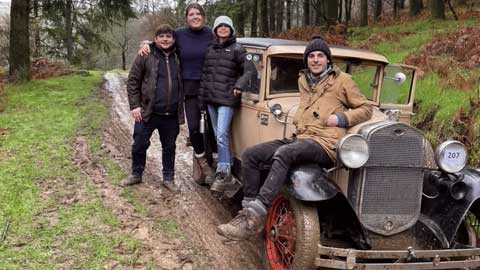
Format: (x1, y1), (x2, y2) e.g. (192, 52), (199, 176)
(268, 54), (381, 101)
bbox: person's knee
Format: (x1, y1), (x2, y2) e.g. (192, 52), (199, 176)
(272, 144), (293, 163)
(242, 145), (259, 164)
(132, 138), (150, 152)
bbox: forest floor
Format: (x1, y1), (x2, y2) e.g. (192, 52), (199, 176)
(82, 72), (264, 269)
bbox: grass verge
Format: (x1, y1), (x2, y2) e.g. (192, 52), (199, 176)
(350, 17), (480, 165)
(0, 73), (142, 269)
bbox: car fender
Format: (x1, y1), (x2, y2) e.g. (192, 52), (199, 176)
(421, 166), (480, 247)
(287, 163), (372, 249)
(287, 163), (340, 201)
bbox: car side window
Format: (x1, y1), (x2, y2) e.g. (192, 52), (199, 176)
(269, 56), (304, 94)
(348, 64), (380, 101)
(244, 53), (262, 94)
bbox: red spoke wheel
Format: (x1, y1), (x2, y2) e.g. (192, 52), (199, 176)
(263, 194), (320, 270)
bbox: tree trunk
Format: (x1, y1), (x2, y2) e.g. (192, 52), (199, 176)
(399, 0), (405, 9)
(311, 0), (324, 26)
(296, 0), (300, 27)
(236, 0), (246, 36)
(345, 0), (353, 25)
(393, 0), (398, 18)
(260, 0), (269, 37)
(251, 0), (258, 37)
(338, 0), (343, 23)
(269, 0), (275, 35)
(276, 0), (284, 33)
(121, 19), (128, 71)
(360, 0), (368, 26)
(63, 0), (73, 62)
(410, 0), (421, 16)
(431, 0), (445, 19)
(286, 0), (292, 30)
(374, 0), (382, 21)
(447, 0), (458, 20)
(303, 0), (310, 26)
(9, 0), (30, 80)
(325, 0), (337, 27)
(32, 0), (40, 58)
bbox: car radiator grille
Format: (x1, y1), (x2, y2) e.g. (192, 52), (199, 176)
(359, 123), (425, 235)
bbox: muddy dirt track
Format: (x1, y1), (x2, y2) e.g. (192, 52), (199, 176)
(77, 72), (264, 270)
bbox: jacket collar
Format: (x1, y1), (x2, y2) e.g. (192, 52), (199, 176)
(153, 44), (176, 57)
(299, 65), (341, 98)
(300, 65), (340, 86)
(214, 35), (236, 49)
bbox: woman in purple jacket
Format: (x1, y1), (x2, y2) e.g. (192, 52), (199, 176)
(140, 3), (215, 183)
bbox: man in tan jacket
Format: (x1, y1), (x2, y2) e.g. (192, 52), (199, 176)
(217, 37), (374, 240)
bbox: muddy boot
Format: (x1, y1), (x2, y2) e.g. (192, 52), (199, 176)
(197, 155), (215, 185)
(216, 199), (267, 240)
(163, 181), (179, 192)
(210, 172), (232, 194)
(121, 174), (142, 187)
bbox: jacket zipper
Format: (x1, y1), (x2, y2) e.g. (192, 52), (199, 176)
(165, 53), (172, 112)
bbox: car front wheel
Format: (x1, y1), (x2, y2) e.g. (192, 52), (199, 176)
(263, 194), (320, 270)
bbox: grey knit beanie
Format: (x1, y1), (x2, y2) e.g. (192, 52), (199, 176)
(213, 16), (235, 36)
(304, 36), (332, 65)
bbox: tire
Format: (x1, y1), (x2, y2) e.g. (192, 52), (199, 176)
(456, 210), (480, 247)
(262, 193), (320, 270)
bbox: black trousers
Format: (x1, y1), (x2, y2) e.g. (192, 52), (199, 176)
(184, 80), (204, 155)
(131, 114), (179, 181)
(242, 138), (333, 207)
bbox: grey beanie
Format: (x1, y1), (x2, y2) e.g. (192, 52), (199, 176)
(213, 15), (235, 36)
(304, 36), (332, 65)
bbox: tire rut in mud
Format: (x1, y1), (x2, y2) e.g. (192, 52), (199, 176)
(97, 72), (263, 270)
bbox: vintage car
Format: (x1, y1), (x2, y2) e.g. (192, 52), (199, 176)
(198, 38), (480, 270)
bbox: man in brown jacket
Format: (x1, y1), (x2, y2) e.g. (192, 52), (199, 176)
(123, 24), (184, 192)
(217, 37), (374, 240)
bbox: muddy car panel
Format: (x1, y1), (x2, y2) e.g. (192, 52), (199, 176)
(231, 38), (480, 269)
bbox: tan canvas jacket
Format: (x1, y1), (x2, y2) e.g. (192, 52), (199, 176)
(293, 66), (374, 161)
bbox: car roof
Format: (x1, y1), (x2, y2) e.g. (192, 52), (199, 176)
(237, 37), (389, 64)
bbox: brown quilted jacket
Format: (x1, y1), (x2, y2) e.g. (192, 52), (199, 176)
(293, 66), (374, 161)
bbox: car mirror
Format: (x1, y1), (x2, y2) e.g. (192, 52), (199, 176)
(385, 72), (407, 85)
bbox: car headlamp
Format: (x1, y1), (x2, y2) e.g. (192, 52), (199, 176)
(435, 140), (467, 173)
(337, 134), (369, 169)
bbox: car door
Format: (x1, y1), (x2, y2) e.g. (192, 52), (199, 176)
(230, 49), (264, 160)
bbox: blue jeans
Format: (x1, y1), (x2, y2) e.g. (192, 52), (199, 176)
(207, 104), (234, 174)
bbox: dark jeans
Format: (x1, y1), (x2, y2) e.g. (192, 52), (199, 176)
(242, 138), (333, 207)
(184, 80), (204, 155)
(131, 114), (179, 181)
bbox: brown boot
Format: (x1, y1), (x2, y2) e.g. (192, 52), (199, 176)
(216, 207), (266, 240)
(197, 156), (215, 184)
(120, 174), (142, 187)
(163, 181), (179, 192)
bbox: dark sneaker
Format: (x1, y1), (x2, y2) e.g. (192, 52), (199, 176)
(121, 175), (142, 187)
(163, 181), (179, 192)
(216, 208), (265, 240)
(210, 173), (232, 193)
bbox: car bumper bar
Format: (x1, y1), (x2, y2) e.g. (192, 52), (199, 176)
(316, 244), (480, 269)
